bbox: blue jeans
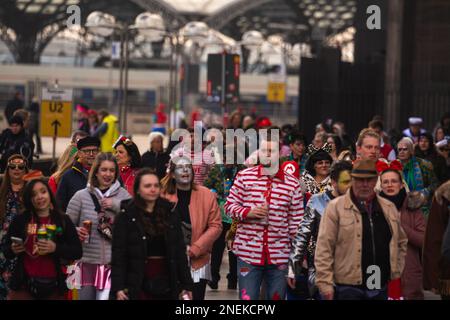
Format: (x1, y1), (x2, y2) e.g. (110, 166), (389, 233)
(334, 285), (388, 300)
(237, 257), (288, 300)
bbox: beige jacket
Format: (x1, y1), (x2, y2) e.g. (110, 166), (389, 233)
(315, 190), (408, 295)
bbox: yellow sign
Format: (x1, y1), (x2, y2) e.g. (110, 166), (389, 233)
(267, 82), (286, 103)
(40, 88), (73, 137)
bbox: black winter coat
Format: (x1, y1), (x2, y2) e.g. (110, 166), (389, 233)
(2, 211), (82, 294)
(56, 161), (88, 212)
(110, 198), (193, 300)
(141, 151), (171, 180)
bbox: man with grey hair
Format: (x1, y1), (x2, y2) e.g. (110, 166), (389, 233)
(397, 137), (439, 215)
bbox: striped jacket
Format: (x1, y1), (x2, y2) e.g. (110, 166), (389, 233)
(224, 165), (304, 265)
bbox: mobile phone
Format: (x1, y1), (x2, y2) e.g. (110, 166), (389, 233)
(11, 237), (24, 245)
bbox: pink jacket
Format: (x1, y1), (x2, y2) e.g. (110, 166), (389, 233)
(162, 185), (222, 270)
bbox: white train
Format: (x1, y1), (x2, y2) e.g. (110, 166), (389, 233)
(0, 64), (300, 129)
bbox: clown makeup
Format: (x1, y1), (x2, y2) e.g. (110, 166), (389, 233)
(336, 170), (352, 196)
(173, 158), (193, 188)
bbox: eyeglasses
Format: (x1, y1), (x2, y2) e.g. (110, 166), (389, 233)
(80, 148), (99, 155)
(8, 163), (26, 170)
(397, 148), (409, 152)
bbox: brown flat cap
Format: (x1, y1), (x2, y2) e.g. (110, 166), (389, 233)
(351, 159), (378, 178)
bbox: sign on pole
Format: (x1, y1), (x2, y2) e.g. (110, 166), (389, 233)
(267, 82), (286, 103)
(40, 87), (73, 138)
(267, 63), (287, 103)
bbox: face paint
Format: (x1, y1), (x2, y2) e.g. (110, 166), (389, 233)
(337, 170), (352, 196)
(173, 158), (193, 186)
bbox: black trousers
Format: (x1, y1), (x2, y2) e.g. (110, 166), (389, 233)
(210, 222), (237, 284)
(29, 123), (42, 153)
(192, 279), (207, 300)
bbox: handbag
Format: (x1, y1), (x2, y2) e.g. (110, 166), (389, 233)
(89, 193), (113, 241)
(142, 276), (171, 296)
(28, 277), (58, 300)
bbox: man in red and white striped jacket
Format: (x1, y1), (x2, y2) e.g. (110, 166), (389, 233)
(224, 137), (303, 300)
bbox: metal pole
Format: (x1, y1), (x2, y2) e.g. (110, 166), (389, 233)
(173, 34), (179, 119)
(118, 29), (125, 133)
(221, 50), (227, 128)
(52, 136), (56, 163)
(123, 28), (130, 135)
(168, 35), (174, 132)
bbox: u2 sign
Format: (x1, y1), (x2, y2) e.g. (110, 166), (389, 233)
(40, 87), (73, 138)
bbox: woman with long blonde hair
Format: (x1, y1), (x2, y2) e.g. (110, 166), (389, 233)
(48, 130), (88, 194)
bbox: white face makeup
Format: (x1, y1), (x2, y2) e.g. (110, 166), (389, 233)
(173, 158), (193, 186)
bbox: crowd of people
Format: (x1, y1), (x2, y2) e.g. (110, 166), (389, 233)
(0, 96), (449, 300)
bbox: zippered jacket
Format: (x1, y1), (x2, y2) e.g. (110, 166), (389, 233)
(315, 189), (408, 296)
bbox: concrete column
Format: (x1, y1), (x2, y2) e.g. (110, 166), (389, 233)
(384, 0), (404, 130)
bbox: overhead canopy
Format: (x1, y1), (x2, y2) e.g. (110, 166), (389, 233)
(0, 0), (357, 63)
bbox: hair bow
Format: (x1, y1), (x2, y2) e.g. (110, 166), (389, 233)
(306, 142), (332, 157)
(375, 159), (403, 173)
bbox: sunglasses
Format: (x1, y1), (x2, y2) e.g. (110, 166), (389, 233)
(397, 148), (409, 152)
(80, 149), (99, 155)
(8, 163), (26, 170)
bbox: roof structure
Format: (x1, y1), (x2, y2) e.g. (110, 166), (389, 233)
(0, 0), (357, 63)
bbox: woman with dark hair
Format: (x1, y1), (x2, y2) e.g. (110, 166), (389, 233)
(160, 156), (221, 300)
(378, 164), (426, 299)
(0, 154), (28, 299)
(415, 132), (449, 184)
(434, 127), (447, 143)
(3, 179), (82, 300)
(110, 168), (193, 300)
(302, 149), (333, 195)
(113, 135), (142, 195)
(327, 134), (343, 161)
(66, 153), (130, 300)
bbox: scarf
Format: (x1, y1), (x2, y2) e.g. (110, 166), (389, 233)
(92, 180), (122, 199)
(379, 188), (407, 211)
(402, 157), (424, 192)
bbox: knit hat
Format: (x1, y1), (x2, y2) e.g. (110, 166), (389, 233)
(148, 131), (165, 147)
(76, 104), (89, 113)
